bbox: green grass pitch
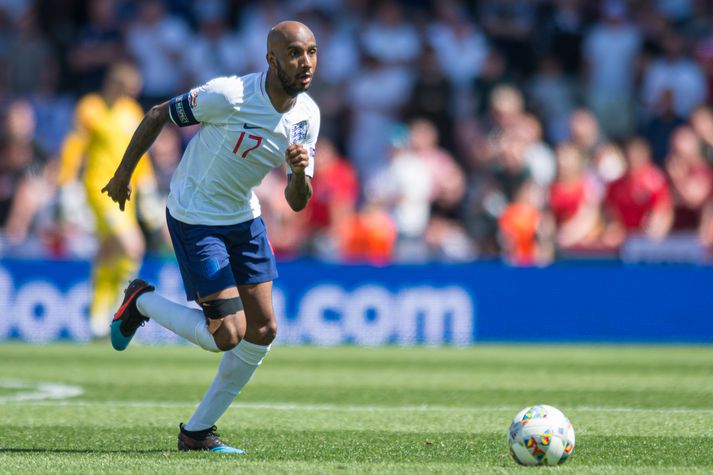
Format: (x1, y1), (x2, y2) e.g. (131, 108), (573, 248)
(0, 343), (712, 474)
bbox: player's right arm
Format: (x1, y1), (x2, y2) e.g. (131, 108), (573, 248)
(104, 78), (235, 210)
(102, 101), (170, 211)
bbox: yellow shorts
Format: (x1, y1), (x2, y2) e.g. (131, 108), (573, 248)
(85, 188), (140, 238)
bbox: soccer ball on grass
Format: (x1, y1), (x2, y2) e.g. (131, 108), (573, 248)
(507, 404), (575, 466)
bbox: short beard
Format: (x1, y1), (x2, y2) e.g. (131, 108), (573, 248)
(275, 60), (305, 98)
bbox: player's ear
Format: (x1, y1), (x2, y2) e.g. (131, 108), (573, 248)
(266, 51), (276, 69)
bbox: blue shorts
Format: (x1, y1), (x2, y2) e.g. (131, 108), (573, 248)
(166, 209), (278, 301)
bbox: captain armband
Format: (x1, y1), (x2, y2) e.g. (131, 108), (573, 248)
(168, 92), (199, 127)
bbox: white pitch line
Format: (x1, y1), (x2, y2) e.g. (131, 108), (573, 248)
(0, 380), (83, 402)
(3, 398), (713, 415)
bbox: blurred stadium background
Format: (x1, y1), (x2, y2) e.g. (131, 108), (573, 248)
(1, 0), (713, 345)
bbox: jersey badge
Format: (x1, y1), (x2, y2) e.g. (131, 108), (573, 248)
(289, 120), (308, 144)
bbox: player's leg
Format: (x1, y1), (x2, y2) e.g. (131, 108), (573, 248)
(238, 280), (278, 345)
(113, 284), (231, 353)
(88, 239), (120, 338)
(111, 210), (234, 351)
(87, 194), (144, 338)
(179, 280), (275, 453)
(179, 218), (277, 451)
(133, 282), (247, 352)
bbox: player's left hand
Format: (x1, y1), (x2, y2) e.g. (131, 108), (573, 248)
(285, 144), (309, 174)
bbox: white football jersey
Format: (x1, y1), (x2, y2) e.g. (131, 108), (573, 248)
(166, 72), (320, 226)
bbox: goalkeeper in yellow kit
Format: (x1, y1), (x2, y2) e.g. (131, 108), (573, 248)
(58, 62), (162, 338)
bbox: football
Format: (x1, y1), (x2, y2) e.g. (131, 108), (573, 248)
(507, 404), (575, 466)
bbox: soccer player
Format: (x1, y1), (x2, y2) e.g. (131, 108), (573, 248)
(102, 21), (319, 454)
(58, 62), (160, 338)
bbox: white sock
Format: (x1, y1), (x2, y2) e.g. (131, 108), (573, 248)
(183, 340), (271, 431)
(136, 292), (219, 352)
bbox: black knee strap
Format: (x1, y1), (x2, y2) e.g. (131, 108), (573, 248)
(201, 297), (243, 320)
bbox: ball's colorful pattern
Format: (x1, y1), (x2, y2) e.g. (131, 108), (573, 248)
(508, 404), (575, 466)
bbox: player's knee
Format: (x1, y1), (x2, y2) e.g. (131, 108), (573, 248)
(255, 321), (277, 345)
(214, 318), (245, 351)
(201, 296), (245, 351)
(216, 328), (241, 351)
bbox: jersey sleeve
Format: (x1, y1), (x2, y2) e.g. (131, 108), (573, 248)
(168, 77), (236, 127)
(287, 104), (320, 178)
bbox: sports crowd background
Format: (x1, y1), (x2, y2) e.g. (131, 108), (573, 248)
(2, 0), (713, 265)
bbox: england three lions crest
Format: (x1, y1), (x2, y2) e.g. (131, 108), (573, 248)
(289, 120), (308, 145)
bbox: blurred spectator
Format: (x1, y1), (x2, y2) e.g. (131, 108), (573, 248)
(478, 0), (537, 78)
(367, 126), (432, 260)
(694, 26), (713, 100)
(540, 0), (588, 76)
(29, 92), (75, 159)
(309, 12), (359, 86)
(690, 105), (713, 164)
(0, 8), (14, 97)
(642, 88), (687, 166)
(147, 124), (182, 255)
(641, 30), (707, 119)
(126, 0), (191, 105)
(519, 114), (556, 187)
(360, 0), (420, 68)
(6, 7), (56, 97)
(654, 0), (693, 24)
(526, 56), (577, 143)
(665, 126), (713, 230)
(237, 0), (291, 72)
(346, 54), (412, 183)
(149, 124), (182, 197)
(181, 6), (244, 86)
(592, 141), (626, 185)
(406, 116), (473, 262)
(548, 142), (602, 249)
(498, 180), (553, 266)
(582, 0), (642, 138)
(679, 0), (711, 41)
(15, 5), (75, 157)
(0, 0), (30, 21)
(304, 137), (359, 259)
(460, 125), (531, 257)
(472, 49), (512, 117)
(408, 118), (465, 217)
(0, 99), (53, 248)
(305, 12), (358, 142)
(569, 108), (605, 160)
(486, 84), (525, 135)
(67, 0), (125, 95)
(338, 202), (397, 265)
(427, 0), (488, 89)
(493, 128), (533, 203)
(402, 45), (454, 150)
(603, 137), (673, 247)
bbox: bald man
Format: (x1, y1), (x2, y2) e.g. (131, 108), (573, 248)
(102, 21), (319, 453)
